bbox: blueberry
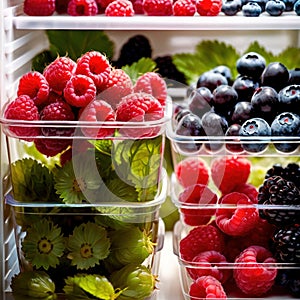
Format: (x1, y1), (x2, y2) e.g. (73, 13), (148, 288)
(242, 2), (262, 16)
(225, 124), (244, 153)
(232, 75), (260, 102)
(239, 118), (271, 153)
(271, 112), (300, 153)
(231, 101), (254, 125)
(212, 85), (239, 114)
(265, 0), (286, 15)
(174, 106), (191, 124)
(289, 68), (300, 85)
(295, 0), (300, 15)
(282, 0), (296, 10)
(278, 85), (300, 115)
(236, 52), (266, 79)
(248, 0), (268, 10)
(175, 113), (204, 153)
(196, 71), (228, 93)
(261, 62), (290, 92)
(222, 0), (242, 15)
(188, 87), (213, 118)
(202, 111), (228, 152)
(212, 65), (233, 85)
(251, 86), (279, 124)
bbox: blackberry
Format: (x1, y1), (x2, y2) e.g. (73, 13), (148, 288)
(154, 55), (187, 84)
(270, 225), (300, 263)
(258, 175), (300, 226)
(116, 35), (152, 68)
(276, 269), (300, 297)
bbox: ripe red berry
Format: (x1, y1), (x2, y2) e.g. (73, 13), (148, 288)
(24, 0), (56, 16)
(189, 276), (227, 300)
(76, 51), (112, 92)
(64, 74), (97, 107)
(234, 245), (277, 296)
(173, 0), (196, 16)
(34, 138), (72, 157)
(105, 0), (135, 15)
(196, 0), (222, 15)
(178, 184), (218, 226)
(43, 57), (76, 95)
(55, 0), (71, 14)
(211, 156), (251, 195)
(67, 0), (98, 15)
(143, 0), (173, 15)
(179, 224), (225, 262)
(216, 192), (259, 236)
(17, 71), (50, 107)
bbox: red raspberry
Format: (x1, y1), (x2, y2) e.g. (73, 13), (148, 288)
(216, 192), (259, 236)
(4, 95), (40, 141)
(105, 0), (135, 15)
(79, 100), (116, 138)
(100, 68), (133, 109)
(143, 0), (173, 15)
(234, 246), (277, 296)
(173, 0), (196, 15)
(196, 0), (222, 15)
(188, 251), (231, 283)
(175, 157), (209, 188)
(17, 72), (50, 107)
(189, 276), (227, 300)
(43, 57), (76, 95)
(24, 0), (55, 15)
(64, 74), (97, 107)
(130, 0), (144, 13)
(67, 0), (98, 15)
(34, 138), (72, 157)
(178, 184), (218, 226)
(116, 92), (164, 138)
(40, 91), (65, 109)
(76, 51), (111, 92)
(56, 0), (71, 13)
(211, 156), (251, 194)
(134, 72), (167, 106)
(95, 0), (114, 12)
(234, 183), (258, 203)
(179, 224), (225, 262)
(40, 101), (75, 137)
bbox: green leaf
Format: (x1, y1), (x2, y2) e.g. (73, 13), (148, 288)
(244, 41), (275, 64)
(46, 30), (115, 61)
(275, 47), (300, 69)
(122, 57), (157, 84)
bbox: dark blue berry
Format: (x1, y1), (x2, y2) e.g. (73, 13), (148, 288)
(212, 84), (238, 114)
(188, 87), (213, 118)
(236, 52), (266, 79)
(261, 62), (290, 92)
(265, 0), (286, 15)
(232, 75), (260, 102)
(242, 2), (262, 16)
(231, 101), (254, 125)
(196, 71), (228, 93)
(289, 68), (300, 85)
(278, 84), (300, 115)
(295, 0), (300, 15)
(225, 124), (244, 153)
(174, 107), (191, 124)
(212, 65), (233, 85)
(282, 0), (297, 10)
(222, 0), (242, 15)
(239, 117), (271, 153)
(271, 112), (300, 153)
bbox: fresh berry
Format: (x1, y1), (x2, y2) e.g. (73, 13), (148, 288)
(43, 57), (76, 95)
(187, 87), (212, 118)
(242, 1), (262, 16)
(196, 0), (222, 15)
(79, 100), (116, 138)
(76, 51), (111, 92)
(143, 0), (173, 15)
(212, 85), (238, 115)
(197, 71), (228, 93)
(212, 65), (233, 85)
(188, 251), (230, 283)
(116, 35), (152, 68)
(239, 118), (271, 153)
(4, 95), (40, 141)
(63, 74), (97, 107)
(295, 0), (300, 14)
(17, 71), (50, 107)
(233, 246), (277, 296)
(265, 0), (286, 15)
(178, 184), (218, 226)
(236, 52), (266, 79)
(232, 75), (259, 102)
(216, 192), (259, 236)
(134, 72), (167, 106)
(34, 138), (72, 157)
(270, 224), (300, 263)
(189, 276), (227, 300)
(230, 101), (254, 125)
(234, 182), (258, 203)
(289, 68), (300, 84)
(221, 0), (242, 15)
(271, 112), (300, 153)
(225, 124), (244, 153)
(56, 0), (71, 13)
(179, 224), (225, 262)
(258, 175), (300, 226)
(276, 269), (300, 297)
(116, 92), (164, 137)
(95, 0), (114, 12)
(175, 157), (210, 188)
(173, 0), (196, 15)
(105, 0), (135, 16)
(24, 0), (56, 15)
(40, 101), (75, 137)
(211, 156), (251, 194)
(67, 0), (98, 15)
(278, 84), (300, 114)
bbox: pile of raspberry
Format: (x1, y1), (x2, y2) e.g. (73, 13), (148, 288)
(4, 51), (167, 157)
(24, 0), (222, 17)
(175, 156), (296, 299)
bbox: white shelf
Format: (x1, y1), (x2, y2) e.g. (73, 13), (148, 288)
(13, 13), (300, 31)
